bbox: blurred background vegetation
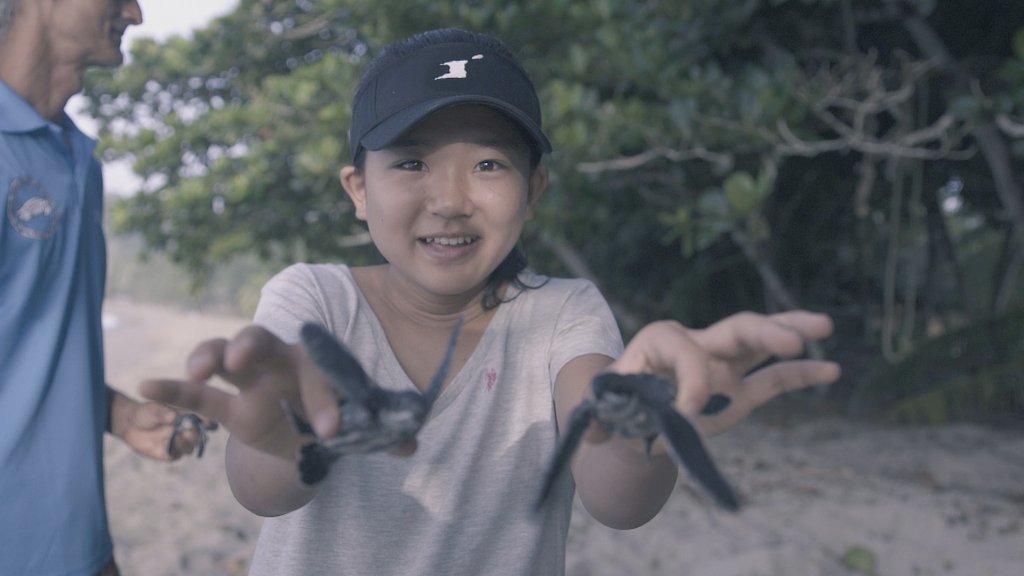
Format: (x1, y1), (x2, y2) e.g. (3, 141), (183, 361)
(88, 0), (1024, 424)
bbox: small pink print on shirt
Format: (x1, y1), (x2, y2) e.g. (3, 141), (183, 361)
(484, 369), (498, 391)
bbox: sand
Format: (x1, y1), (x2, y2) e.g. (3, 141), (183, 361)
(101, 298), (1024, 575)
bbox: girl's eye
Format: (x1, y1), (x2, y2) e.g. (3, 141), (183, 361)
(396, 160), (426, 171)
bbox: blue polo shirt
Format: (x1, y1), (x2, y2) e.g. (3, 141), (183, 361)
(0, 80), (112, 575)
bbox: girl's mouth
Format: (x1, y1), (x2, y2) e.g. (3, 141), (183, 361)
(420, 236), (478, 247)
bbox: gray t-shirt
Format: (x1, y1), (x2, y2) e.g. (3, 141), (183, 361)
(248, 264), (623, 576)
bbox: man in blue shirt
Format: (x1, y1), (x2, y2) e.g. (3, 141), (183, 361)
(0, 1), (208, 574)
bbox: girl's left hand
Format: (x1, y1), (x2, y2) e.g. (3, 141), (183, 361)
(608, 311), (840, 437)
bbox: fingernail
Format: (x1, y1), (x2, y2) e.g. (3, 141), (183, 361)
(313, 412), (338, 437)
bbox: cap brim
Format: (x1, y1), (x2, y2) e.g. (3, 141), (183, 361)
(359, 96), (552, 156)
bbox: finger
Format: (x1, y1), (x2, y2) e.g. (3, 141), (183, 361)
(222, 325), (289, 374)
(704, 312), (802, 358)
(736, 360), (841, 410)
(149, 444), (176, 462)
(133, 402), (177, 430)
(694, 360), (841, 437)
(582, 419), (611, 444)
(767, 310), (835, 342)
(614, 320), (711, 417)
(291, 344), (343, 438)
(185, 338), (230, 382)
(139, 378), (236, 428)
(695, 311), (832, 374)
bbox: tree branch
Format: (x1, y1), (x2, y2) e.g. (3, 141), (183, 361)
(904, 15), (1024, 313)
(575, 146), (732, 174)
(577, 52), (971, 175)
(534, 231), (644, 334)
(278, 18), (330, 41)
(996, 113), (1024, 138)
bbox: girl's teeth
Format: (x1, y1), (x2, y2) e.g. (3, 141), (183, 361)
(427, 237), (472, 246)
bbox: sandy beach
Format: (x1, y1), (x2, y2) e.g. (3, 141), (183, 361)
(101, 298), (1024, 575)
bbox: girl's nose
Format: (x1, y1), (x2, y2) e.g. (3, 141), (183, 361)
(425, 170), (474, 218)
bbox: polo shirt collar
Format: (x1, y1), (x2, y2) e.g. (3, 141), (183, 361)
(0, 78), (75, 134)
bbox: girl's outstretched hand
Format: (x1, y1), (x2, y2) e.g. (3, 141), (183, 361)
(138, 325), (341, 462)
(608, 311), (841, 437)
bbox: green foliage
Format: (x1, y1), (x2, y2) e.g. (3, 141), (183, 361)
(659, 167), (773, 262)
(86, 0), (818, 323)
(841, 545), (878, 576)
(723, 171), (767, 220)
(851, 310), (1024, 424)
(997, 28), (1024, 133)
(83, 0), (1024, 417)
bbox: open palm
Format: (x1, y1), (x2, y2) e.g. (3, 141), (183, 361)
(609, 311), (840, 437)
(140, 325), (339, 461)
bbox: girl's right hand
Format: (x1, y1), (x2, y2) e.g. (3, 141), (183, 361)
(139, 325), (342, 461)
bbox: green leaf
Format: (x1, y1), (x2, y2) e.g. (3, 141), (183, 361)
(1014, 28), (1024, 60)
(723, 171), (760, 218)
(841, 546), (877, 576)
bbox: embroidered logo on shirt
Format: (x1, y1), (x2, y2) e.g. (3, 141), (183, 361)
(484, 368), (498, 391)
(435, 54), (484, 80)
(6, 177), (59, 239)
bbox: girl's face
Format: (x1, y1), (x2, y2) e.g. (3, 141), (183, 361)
(341, 105), (547, 301)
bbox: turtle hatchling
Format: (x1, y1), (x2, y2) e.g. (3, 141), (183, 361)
(285, 318), (462, 485)
(167, 412), (207, 458)
(534, 373), (740, 512)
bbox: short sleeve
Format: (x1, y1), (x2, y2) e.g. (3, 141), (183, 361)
(252, 264), (329, 343)
(547, 279), (624, 384)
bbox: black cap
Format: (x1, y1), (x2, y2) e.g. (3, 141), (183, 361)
(349, 41), (552, 161)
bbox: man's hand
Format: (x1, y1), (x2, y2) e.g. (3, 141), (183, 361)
(107, 388), (216, 461)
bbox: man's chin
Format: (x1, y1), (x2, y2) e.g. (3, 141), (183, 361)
(91, 52), (126, 68)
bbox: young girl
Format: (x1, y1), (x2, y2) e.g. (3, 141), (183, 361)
(141, 28), (839, 576)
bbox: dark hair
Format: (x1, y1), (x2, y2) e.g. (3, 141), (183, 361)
(482, 244), (546, 310)
(351, 28), (548, 309)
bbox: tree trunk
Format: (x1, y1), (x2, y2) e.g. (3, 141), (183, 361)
(904, 16), (1024, 313)
(730, 229), (826, 360)
(534, 232), (644, 334)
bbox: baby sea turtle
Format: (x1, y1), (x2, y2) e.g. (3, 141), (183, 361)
(535, 373), (740, 511)
(167, 412), (207, 458)
(285, 318), (462, 485)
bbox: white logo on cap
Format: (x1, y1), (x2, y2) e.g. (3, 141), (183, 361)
(435, 54), (484, 80)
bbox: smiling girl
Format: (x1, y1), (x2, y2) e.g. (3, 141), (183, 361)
(142, 28), (839, 576)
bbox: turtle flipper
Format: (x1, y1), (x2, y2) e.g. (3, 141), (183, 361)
(297, 442), (338, 485)
(300, 323), (373, 403)
(422, 316), (464, 406)
(653, 406), (740, 511)
(534, 401), (595, 511)
(281, 399), (317, 437)
(700, 393), (732, 415)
